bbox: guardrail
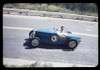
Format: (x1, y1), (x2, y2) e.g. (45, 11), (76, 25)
(3, 8), (98, 22)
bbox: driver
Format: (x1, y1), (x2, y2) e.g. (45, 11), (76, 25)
(56, 26), (67, 40)
(60, 26), (65, 33)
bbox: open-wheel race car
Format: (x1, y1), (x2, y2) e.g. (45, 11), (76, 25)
(28, 27), (81, 49)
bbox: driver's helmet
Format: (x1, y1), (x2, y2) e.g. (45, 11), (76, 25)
(61, 26), (64, 28)
(61, 26), (65, 30)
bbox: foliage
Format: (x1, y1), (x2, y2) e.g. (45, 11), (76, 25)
(3, 3), (98, 17)
(50, 3), (98, 13)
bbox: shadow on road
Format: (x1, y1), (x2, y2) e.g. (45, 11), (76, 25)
(23, 38), (74, 51)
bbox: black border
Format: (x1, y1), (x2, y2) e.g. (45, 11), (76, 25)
(1, 0), (99, 69)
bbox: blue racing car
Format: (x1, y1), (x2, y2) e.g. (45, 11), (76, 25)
(29, 27), (81, 49)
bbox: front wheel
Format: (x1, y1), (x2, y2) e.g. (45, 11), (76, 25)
(30, 37), (40, 47)
(29, 30), (33, 38)
(66, 39), (78, 49)
(29, 30), (33, 36)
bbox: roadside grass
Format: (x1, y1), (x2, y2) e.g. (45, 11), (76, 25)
(4, 61), (53, 67)
(3, 4), (98, 17)
(4, 64), (36, 67)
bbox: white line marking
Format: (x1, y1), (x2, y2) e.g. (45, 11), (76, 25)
(3, 26), (98, 37)
(3, 26), (33, 30)
(72, 32), (98, 37)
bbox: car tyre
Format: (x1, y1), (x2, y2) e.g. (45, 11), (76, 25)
(66, 39), (78, 49)
(30, 37), (40, 47)
(29, 30), (33, 38)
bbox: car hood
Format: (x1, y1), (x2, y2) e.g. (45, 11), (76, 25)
(35, 29), (56, 34)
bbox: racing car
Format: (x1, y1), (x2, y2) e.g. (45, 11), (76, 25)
(28, 28), (81, 49)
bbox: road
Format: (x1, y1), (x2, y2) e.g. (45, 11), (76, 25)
(3, 14), (98, 66)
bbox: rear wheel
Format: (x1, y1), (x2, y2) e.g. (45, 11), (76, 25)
(67, 39), (78, 49)
(30, 38), (40, 47)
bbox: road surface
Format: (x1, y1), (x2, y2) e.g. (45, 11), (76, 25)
(3, 14), (98, 66)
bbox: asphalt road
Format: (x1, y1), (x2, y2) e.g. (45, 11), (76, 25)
(3, 14), (98, 66)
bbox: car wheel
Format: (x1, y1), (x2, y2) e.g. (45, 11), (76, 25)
(67, 39), (78, 49)
(29, 30), (33, 36)
(30, 38), (40, 47)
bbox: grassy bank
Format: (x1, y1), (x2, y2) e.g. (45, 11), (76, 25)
(3, 3), (98, 17)
(4, 61), (53, 67)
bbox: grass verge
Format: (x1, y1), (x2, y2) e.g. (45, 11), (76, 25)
(4, 61), (53, 67)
